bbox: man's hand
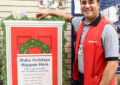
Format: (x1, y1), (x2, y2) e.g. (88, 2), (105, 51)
(36, 11), (72, 22)
(36, 12), (50, 20)
(99, 61), (118, 85)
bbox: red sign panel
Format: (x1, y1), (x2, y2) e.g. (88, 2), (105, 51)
(11, 27), (58, 85)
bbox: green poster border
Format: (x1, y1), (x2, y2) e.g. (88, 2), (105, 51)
(0, 15), (68, 85)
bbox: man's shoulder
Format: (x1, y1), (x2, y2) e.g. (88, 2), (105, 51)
(71, 16), (84, 25)
(71, 16), (84, 31)
(103, 24), (117, 33)
(102, 24), (118, 40)
(72, 16), (84, 21)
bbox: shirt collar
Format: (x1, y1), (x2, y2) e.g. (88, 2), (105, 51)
(82, 13), (101, 26)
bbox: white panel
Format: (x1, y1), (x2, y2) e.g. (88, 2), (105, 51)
(0, 7), (71, 14)
(0, 1), (71, 7)
(0, 1), (38, 6)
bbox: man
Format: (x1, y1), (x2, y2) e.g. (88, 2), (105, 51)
(36, 0), (119, 85)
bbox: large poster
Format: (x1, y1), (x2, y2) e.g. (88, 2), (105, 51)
(11, 27), (57, 85)
(4, 21), (64, 85)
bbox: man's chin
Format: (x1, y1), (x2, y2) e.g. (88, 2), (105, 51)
(84, 15), (92, 19)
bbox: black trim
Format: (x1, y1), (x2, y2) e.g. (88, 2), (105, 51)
(105, 57), (119, 61)
(70, 16), (74, 23)
(82, 13), (101, 26)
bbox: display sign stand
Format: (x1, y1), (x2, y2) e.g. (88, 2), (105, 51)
(3, 20), (64, 85)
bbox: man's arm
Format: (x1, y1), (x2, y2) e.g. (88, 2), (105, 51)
(36, 11), (72, 22)
(99, 61), (118, 85)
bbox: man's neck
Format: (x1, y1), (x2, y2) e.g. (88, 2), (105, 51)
(85, 14), (99, 24)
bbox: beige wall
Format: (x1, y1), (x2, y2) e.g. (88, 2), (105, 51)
(0, 0), (71, 20)
(0, 0), (72, 85)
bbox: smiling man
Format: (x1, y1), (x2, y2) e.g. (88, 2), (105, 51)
(36, 0), (119, 85)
